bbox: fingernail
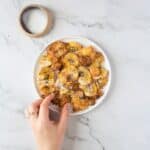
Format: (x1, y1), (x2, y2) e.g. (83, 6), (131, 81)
(46, 93), (55, 99)
(50, 93), (55, 98)
(66, 103), (73, 113)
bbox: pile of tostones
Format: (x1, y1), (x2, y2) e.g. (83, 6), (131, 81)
(36, 41), (109, 112)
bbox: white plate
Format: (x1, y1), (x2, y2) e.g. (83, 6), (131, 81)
(34, 36), (112, 116)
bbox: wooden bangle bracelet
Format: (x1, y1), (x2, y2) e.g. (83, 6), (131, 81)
(19, 4), (53, 38)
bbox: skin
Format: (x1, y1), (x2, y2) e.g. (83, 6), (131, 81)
(25, 94), (70, 150)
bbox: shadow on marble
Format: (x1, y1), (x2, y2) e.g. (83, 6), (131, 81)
(63, 116), (79, 150)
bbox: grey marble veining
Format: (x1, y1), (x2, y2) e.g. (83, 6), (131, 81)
(0, 0), (150, 150)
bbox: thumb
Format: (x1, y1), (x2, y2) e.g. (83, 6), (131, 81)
(58, 103), (71, 134)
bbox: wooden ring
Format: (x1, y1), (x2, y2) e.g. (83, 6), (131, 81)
(19, 4), (53, 38)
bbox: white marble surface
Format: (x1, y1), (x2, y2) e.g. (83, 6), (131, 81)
(0, 0), (150, 150)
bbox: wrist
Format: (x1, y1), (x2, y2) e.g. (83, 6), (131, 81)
(38, 144), (60, 150)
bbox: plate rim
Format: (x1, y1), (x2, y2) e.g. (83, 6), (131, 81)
(33, 36), (112, 116)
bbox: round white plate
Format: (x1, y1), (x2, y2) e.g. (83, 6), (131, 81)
(34, 36), (112, 116)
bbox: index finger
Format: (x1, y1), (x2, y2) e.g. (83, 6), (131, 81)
(39, 94), (55, 120)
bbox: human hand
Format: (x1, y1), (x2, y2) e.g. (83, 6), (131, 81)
(25, 94), (70, 150)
